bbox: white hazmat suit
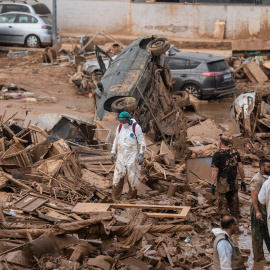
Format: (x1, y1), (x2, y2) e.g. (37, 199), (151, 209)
(111, 118), (146, 200)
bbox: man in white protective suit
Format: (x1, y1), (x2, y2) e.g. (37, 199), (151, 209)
(110, 111), (146, 200)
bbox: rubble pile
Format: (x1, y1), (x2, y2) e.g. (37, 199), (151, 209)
(0, 106), (267, 269)
(3, 35), (270, 269)
(42, 33), (124, 96)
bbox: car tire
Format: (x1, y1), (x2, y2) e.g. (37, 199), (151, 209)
(161, 62), (173, 87)
(183, 84), (202, 100)
(25, 35), (40, 48)
(111, 97), (137, 113)
(146, 38), (170, 57)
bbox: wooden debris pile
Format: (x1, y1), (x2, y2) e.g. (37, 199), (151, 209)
(0, 112), (223, 269)
(0, 106), (265, 269)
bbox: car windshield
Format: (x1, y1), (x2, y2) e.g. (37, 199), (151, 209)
(207, 60), (229, 72)
(32, 3), (51, 14)
(40, 15), (52, 25)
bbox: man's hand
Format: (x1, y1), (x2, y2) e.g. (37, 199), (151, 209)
(241, 181), (246, 192)
(139, 154), (144, 165)
(110, 153), (115, 164)
(256, 211), (262, 220)
(211, 184), (215, 195)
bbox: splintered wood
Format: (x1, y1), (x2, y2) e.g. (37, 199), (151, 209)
(243, 61), (268, 83)
(72, 203), (191, 219)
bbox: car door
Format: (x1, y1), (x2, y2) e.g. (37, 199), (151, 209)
(12, 14), (38, 44)
(166, 57), (190, 91)
(0, 13), (17, 43)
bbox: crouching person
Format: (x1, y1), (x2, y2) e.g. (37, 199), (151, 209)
(110, 111), (146, 201)
(212, 215), (246, 270)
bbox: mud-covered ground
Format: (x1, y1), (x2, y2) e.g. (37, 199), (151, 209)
(0, 44), (270, 269)
(0, 48), (95, 124)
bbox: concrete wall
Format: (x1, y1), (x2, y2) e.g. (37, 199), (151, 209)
(130, 4), (270, 39)
(41, 0), (270, 39)
(42, 0), (130, 34)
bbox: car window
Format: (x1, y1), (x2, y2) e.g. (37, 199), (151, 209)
(189, 60), (200, 69)
(21, 6), (30, 12)
(32, 3), (51, 14)
(0, 13), (17, 23)
(17, 14), (38, 23)
(5, 4), (21, 12)
(40, 15), (52, 25)
(167, 58), (189, 70)
(207, 60), (229, 72)
(0, 5), (3, 13)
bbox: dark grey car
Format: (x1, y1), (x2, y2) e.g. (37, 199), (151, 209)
(165, 50), (236, 100)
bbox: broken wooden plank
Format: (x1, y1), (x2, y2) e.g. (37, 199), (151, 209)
(80, 155), (111, 164)
(162, 243), (174, 267)
(145, 213), (189, 218)
(159, 141), (175, 167)
(111, 203), (189, 212)
(1, 172), (31, 190)
(72, 203), (111, 214)
(13, 194), (48, 212)
(72, 203), (190, 219)
(243, 62), (268, 83)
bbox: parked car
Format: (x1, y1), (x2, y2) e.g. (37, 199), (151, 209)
(0, 12), (52, 47)
(165, 49), (236, 100)
(0, 0), (52, 18)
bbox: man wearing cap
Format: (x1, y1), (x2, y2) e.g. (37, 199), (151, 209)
(110, 111), (146, 200)
(211, 134), (246, 226)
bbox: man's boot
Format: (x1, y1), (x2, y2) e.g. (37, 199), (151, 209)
(127, 188), (137, 200)
(112, 184), (122, 201)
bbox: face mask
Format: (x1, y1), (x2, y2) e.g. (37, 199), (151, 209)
(123, 123), (129, 128)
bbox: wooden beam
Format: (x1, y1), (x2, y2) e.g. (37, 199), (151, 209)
(111, 203), (189, 212)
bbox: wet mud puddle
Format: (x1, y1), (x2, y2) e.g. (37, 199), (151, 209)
(233, 228), (270, 269)
(195, 100), (232, 126)
(57, 95), (94, 111)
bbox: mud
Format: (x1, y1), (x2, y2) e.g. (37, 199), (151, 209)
(1, 41), (270, 269)
(195, 100), (232, 126)
(235, 204), (270, 270)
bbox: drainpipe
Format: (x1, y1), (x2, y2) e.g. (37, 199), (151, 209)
(52, 0), (57, 45)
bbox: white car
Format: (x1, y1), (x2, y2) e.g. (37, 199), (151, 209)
(0, 11), (52, 47)
(0, 0), (52, 18)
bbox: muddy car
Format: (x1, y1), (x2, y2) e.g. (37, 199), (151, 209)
(230, 90), (270, 137)
(94, 36), (190, 150)
(94, 37), (170, 118)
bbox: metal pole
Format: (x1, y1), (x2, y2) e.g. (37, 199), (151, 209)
(52, 0), (57, 45)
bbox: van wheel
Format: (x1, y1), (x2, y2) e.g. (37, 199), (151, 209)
(111, 97), (137, 113)
(25, 35), (40, 48)
(183, 84), (201, 100)
(146, 38), (170, 57)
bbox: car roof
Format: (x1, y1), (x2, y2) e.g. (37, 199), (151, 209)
(0, 1), (41, 6)
(167, 52), (225, 63)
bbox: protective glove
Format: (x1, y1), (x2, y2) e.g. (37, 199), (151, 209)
(211, 184), (215, 195)
(110, 153), (115, 164)
(241, 181), (246, 192)
(139, 154), (144, 165)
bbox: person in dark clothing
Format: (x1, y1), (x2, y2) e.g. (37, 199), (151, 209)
(250, 158), (270, 262)
(211, 134), (246, 224)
